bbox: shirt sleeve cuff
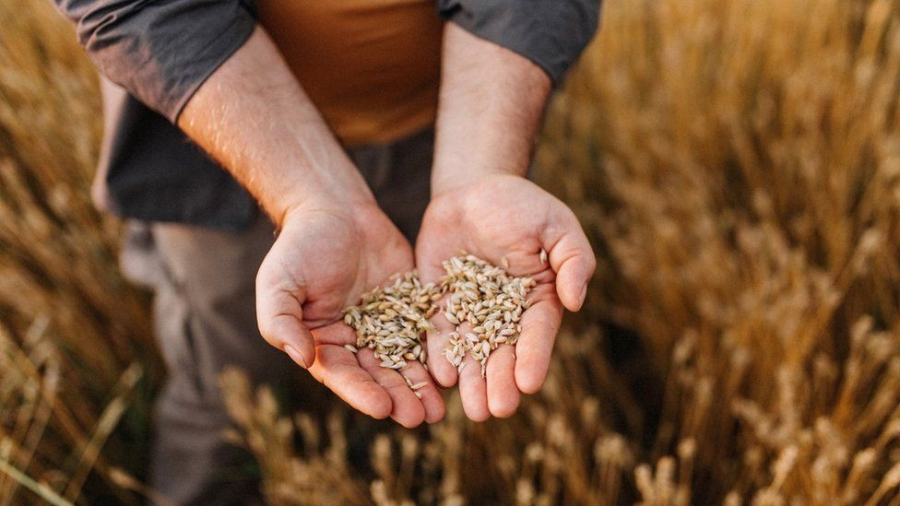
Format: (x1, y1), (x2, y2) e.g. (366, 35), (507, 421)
(437, 0), (600, 83)
(170, 17), (257, 123)
(78, 1), (257, 123)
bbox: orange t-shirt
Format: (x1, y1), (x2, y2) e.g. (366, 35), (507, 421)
(257, 0), (443, 146)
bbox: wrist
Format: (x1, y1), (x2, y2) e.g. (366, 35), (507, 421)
(269, 166), (376, 229)
(278, 190), (378, 230)
(431, 164), (527, 198)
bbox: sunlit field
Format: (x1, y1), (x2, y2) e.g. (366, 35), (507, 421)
(3, 0), (900, 504)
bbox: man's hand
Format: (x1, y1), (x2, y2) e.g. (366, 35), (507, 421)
(257, 201), (445, 427)
(417, 176), (594, 421)
(177, 27), (443, 426)
(420, 24), (595, 420)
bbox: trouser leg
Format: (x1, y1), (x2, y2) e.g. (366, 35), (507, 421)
(122, 216), (294, 505)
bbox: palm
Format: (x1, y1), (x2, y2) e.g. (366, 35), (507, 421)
(257, 205), (444, 426)
(416, 176), (595, 421)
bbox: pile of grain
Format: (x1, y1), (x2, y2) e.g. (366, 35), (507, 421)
(343, 255), (536, 387)
(440, 255), (536, 377)
(342, 271), (440, 371)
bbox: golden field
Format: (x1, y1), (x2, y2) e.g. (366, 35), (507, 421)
(2, 0), (900, 504)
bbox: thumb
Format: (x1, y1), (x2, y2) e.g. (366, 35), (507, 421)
(256, 260), (316, 368)
(546, 209), (596, 312)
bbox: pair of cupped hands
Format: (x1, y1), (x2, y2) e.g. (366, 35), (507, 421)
(255, 174), (596, 426)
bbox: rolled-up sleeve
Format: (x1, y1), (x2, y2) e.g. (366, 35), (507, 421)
(54, 0), (257, 123)
(437, 0), (600, 83)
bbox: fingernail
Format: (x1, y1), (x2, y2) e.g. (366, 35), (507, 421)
(578, 282), (589, 309)
(284, 344), (309, 369)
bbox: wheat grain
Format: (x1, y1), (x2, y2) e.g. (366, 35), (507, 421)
(439, 255), (535, 377)
(342, 271), (440, 393)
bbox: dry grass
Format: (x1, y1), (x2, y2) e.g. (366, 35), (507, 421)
(4, 0), (900, 504)
(221, 330), (627, 505)
(0, 0), (161, 503)
(538, 0), (900, 502)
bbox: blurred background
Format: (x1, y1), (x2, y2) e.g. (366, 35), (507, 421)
(4, 0), (900, 504)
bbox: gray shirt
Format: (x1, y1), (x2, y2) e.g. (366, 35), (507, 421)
(55, 0), (601, 230)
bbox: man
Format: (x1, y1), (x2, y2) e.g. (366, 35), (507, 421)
(56, 0), (599, 503)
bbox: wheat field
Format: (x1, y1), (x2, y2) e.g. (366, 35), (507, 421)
(3, 0), (900, 504)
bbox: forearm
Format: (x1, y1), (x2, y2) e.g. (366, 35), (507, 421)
(178, 27), (375, 226)
(432, 23), (553, 194)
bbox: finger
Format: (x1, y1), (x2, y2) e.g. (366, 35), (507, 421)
(514, 286), (564, 394)
(458, 353), (490, 422)
(398, 362), (446, 424)
(486, 344), (520, 418)
(256, 263), (315, 368)
(431, 314), (478, 388)
(307, 343), (392, 419)
(544, 209), (596, 312)
(416, 241), (461, 387)
(424, 299), (461, 387)
(357, 351), (427, 428)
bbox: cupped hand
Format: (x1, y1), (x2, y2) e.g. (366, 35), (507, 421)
(416, 175), (596, 421)
(256, 200), (445, 426)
